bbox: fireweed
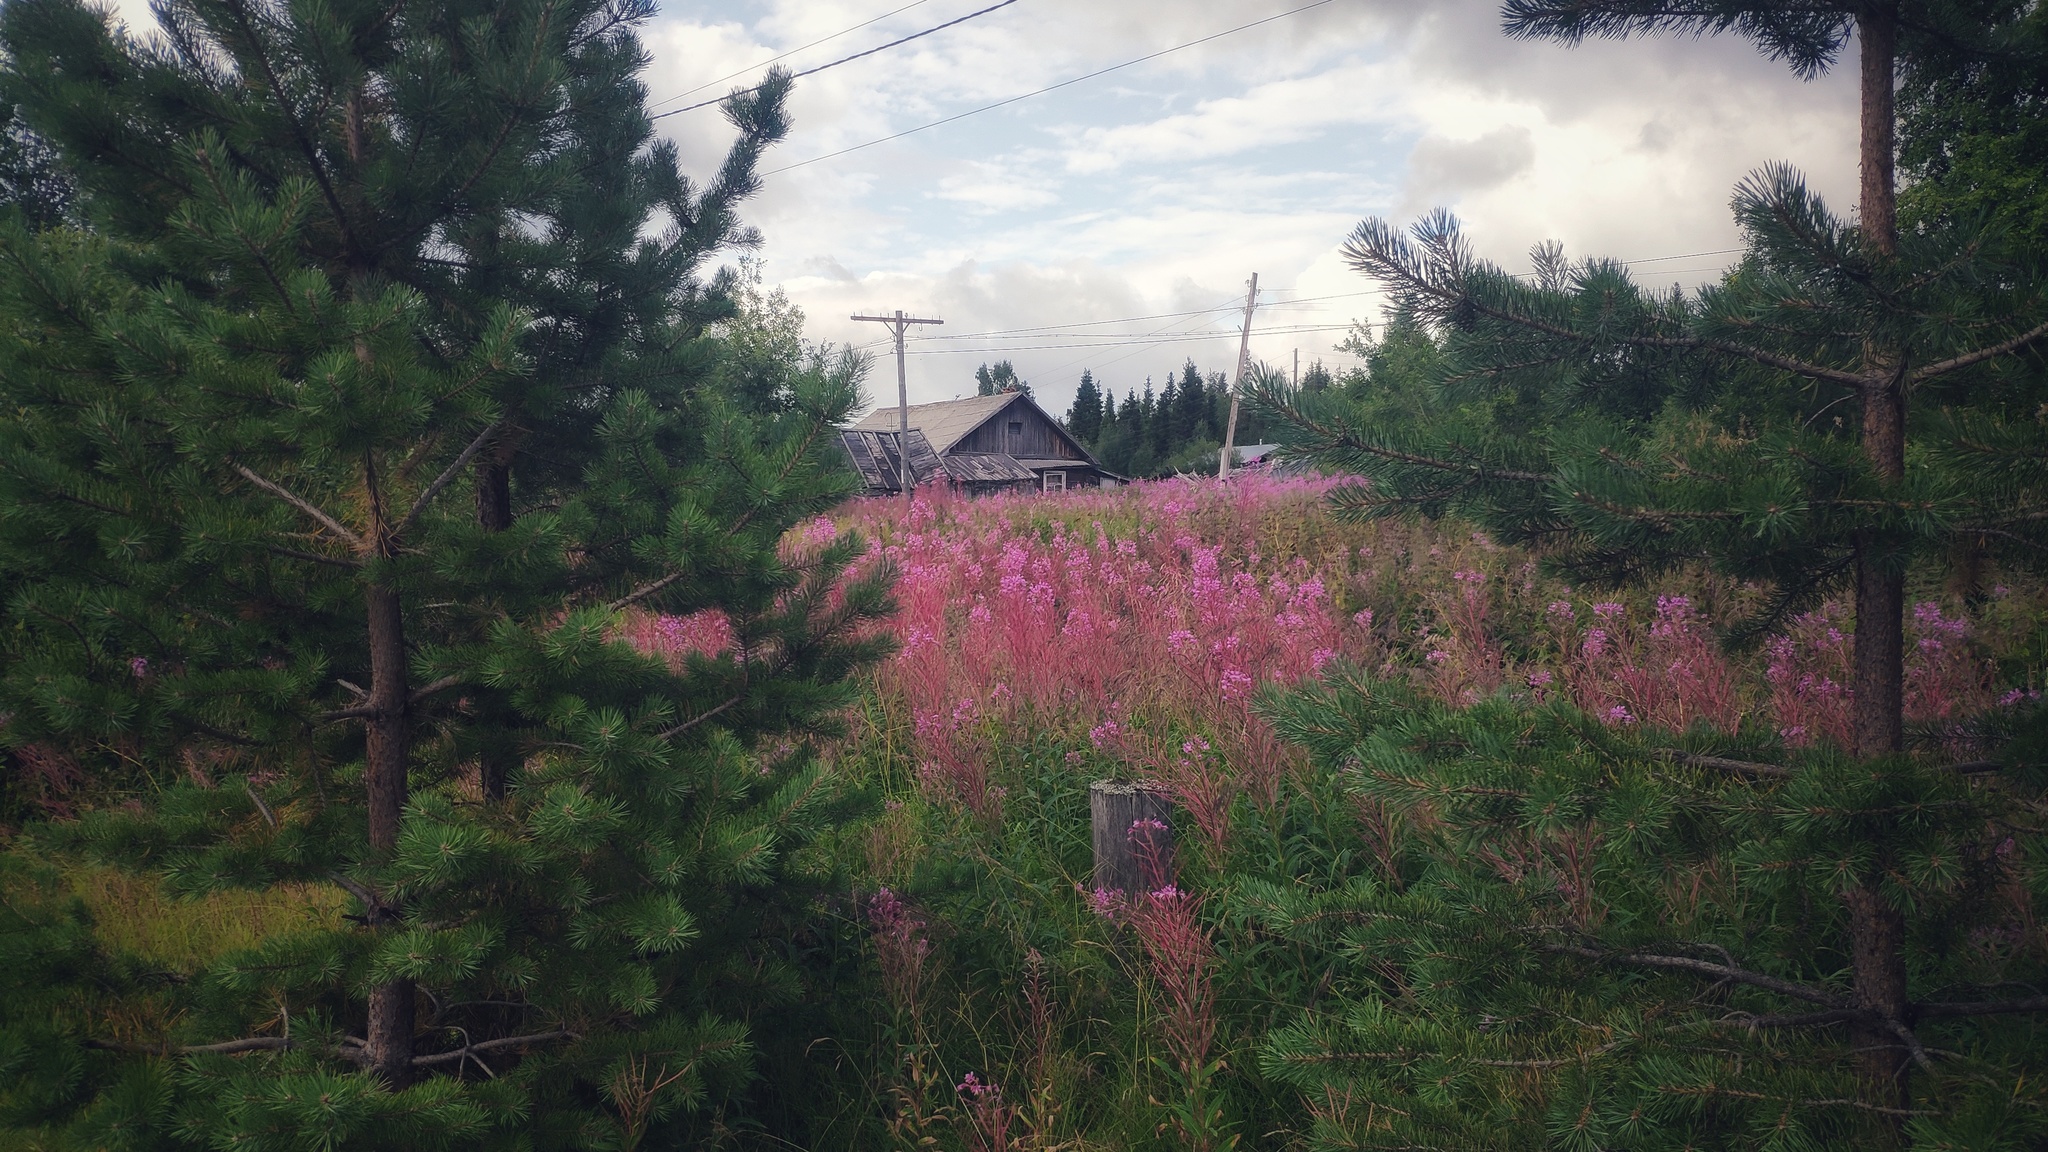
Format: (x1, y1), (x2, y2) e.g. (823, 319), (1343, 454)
(699, 479), (2046, 1149)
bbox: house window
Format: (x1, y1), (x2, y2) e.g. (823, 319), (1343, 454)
(1043, 470), (1066, 492)
(1007, 420), (1023, 444)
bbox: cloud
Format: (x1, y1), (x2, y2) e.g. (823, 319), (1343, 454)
(1402, 125), (1536, 207)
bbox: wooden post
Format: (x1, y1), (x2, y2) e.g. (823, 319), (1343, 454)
(851, 309), (943, 497)
(1090, 781), (1174, 894)
(1218, 273), (1258, 480)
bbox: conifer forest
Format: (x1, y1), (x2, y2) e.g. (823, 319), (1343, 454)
(4, 0), (2048, 1149)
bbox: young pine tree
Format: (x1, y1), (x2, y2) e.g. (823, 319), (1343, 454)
(1255, 0), (2048, 1134)
(0, 0), (893, 1144)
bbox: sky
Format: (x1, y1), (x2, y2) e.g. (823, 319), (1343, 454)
(112, 0), (1865, 419)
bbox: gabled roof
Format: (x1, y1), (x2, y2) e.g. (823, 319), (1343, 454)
(850, 392), (1026, 455)
(852, 392), (1105, 469)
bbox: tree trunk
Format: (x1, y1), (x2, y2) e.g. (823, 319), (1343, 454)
(1848, 2), (1912, 1121)
(363, 463), (416, 1084)
(475, 459), (512, 533)
(475, 438), (515, 799)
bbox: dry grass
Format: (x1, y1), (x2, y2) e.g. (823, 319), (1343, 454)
(61, 864), (346, 970)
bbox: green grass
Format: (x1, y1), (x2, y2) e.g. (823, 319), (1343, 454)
(56, 861), (344, 970)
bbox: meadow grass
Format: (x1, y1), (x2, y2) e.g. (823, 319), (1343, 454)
(55, 860), (344, 970)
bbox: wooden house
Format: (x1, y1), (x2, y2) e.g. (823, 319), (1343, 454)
(841, 392), (1120, 497)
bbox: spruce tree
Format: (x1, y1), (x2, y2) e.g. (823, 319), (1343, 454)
(1257, 0), (2048, 1128)
(0, 0), (893, 1142)
(1067, 368), (1103, 445)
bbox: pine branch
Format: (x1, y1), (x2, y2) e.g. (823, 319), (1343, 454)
(410, 1029), (578, 1067)
(393, 418), (508, 542)
(1549, 944), (1844, 1006)
(216, 0), (360, 256)
(409, 674), (464, 704)
(329, 872), (401, 925)
(1911, 317), (2048, 383)
(658, 693), (744, 741)
(234, 465), (364, 550)
(1654, 750), (1794, 779)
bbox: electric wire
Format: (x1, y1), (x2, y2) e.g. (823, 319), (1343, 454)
(647, 0), (939, 113)
(762, 0), (1342, 175)
(653, 0), (1022, 121)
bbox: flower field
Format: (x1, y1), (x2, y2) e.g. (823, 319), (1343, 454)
(625, 476), (2048, 1149)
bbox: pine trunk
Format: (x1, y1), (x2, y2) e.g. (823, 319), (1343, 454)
(475, 442), (514, 799)
(364, 461), (416, 1084)
(1848, 1), (1911, 1119)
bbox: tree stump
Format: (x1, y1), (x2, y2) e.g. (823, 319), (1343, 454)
(1090, 780), (1174, 894)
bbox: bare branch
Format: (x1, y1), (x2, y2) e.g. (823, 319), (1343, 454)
(328, 872), (400, 925)
(411, 1029), (577, 1067)
(657, 694), (744, 741)
(394, 417), (508, 540)
(1550, 944), (1844, 1007)
(234, 466), (364, 551)
(409, 675), (464, 705)
(86, 1036), (295, 1055)
(1655, 750), (1794, 780)
(244, 782), (279, 829)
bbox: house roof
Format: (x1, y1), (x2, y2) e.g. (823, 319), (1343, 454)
(851, 393), (1026, 455)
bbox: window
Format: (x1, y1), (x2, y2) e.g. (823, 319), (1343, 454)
(1043, 471), (1066, 492)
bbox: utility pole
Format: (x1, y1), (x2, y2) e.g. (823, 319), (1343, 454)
(1218, 273), (1257, 481)
(1293, 347), (1299, 386)
(851, 309), (944, 496)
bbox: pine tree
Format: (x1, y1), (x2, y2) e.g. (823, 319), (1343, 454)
(1252, 672), (2048, 1151)
(1067, 369), (1104, 445)
(0, 0), (893, 1142)
(1257, 0), (2048, 1128)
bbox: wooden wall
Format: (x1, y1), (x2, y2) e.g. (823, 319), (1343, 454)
(954, 402), (1087, 460)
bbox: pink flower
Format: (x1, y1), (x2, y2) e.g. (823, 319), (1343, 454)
(1547, 600), (1574, 620)
(1605, 704), (1635, 725)
(1527, 669), (1554, 687)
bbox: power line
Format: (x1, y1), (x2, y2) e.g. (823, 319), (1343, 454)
(648, 0), (939, 113)
(653, 0), (1023, 121)
(762, 0), (1343, 175)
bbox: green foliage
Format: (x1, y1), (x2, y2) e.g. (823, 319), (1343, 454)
(1255, 171), (2048, 636)
(0, 0), (894, 1144)
(975, 360), (1030, 398)
(1254, 668), (2048, 1152)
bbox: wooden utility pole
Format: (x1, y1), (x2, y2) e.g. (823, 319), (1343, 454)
(851, 309), (944, 495)
(1217, 273), (1258, 480)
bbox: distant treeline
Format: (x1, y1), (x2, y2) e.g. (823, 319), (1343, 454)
(1045, 359), (1333, 478)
